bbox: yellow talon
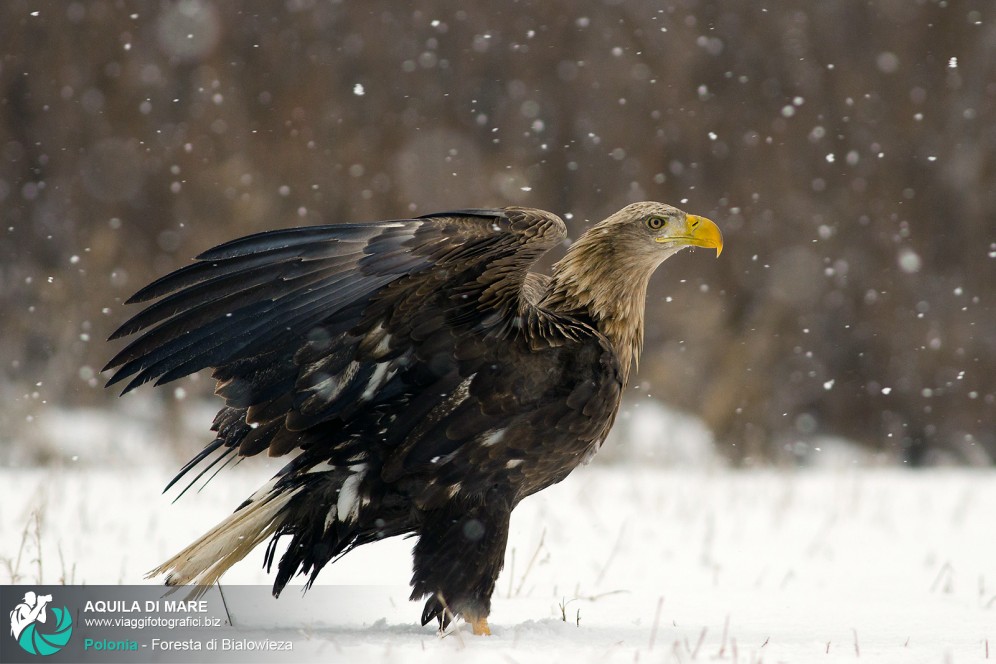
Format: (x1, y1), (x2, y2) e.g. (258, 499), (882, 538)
(469, 616), (491, 636)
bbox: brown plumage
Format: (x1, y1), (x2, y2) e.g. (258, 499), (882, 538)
(104, 202), (722, 635)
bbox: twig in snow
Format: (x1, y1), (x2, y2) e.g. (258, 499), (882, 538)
(436, 593), (465, 648)
(853, 628), (860, 657)
(31, 512), (44, 583)
(57, 542), (75, 585)
(9, 513), (34, 584)
(690, 627), (707, 659)
(594, 521), (627, 586)
(575, 589), (629, 602)
(826, 641), (830, 654)
(648, 596), (664, 651)
(513, 527), (545, 596)
(218, 583), (234, 627)
(931, 561), (954, 593)
(557, 597), (582, 628)
(5, 517), (35, 583)
(716, 613), (730, 658)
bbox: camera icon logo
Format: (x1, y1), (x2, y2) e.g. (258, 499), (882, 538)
(9, 591), (73, 656)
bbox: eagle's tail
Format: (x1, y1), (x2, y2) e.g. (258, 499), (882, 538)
(147, 481), (301, 590)
(148, 465), (411, 596)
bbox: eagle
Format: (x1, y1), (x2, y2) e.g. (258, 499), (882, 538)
(104, 202), (722, 635)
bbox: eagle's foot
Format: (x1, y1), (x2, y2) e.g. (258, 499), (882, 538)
(468, 615), (491, 636)
(420, 595), (492, 636)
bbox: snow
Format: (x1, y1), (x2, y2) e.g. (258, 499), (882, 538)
(2, 461), (993, 662)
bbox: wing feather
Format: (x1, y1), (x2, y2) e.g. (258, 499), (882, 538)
(115, 274), (397, 393)
(194, 223), (398, 261)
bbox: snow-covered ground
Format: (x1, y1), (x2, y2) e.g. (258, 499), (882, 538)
(2, 459), (994, 663)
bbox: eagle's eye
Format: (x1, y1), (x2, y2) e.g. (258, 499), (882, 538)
(646, 216), (665, 230)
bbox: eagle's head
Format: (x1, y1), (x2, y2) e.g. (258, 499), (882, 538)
(594, 201), (724, 264)
(544, 201), (724, 381)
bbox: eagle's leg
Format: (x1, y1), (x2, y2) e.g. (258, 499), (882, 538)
(411, 488), (513, 635)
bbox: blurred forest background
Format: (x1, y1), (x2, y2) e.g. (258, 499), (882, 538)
(1, 0), (992, 466)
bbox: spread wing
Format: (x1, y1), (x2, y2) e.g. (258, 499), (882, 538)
(104, 207), (579, 493)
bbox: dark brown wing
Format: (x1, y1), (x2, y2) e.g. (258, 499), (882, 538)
(105, 207), (563, 391)
(104, 207), (572, 488)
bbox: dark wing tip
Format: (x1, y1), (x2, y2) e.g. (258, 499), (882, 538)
(193, 224), (380, 261)
(102, 367), (151, 395)
(106, 325), (134, 342)
(417, 208), (506, 220)
(101, 350), (133, 381)
(192, 228), (306, 261)
(122, 261), (212, 305)
(124, 287), (161, 305)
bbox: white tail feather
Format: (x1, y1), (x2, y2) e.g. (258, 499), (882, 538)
(147, 488), (300, 588)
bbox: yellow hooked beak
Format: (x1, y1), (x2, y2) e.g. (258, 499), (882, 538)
(655, 214), (724, 257)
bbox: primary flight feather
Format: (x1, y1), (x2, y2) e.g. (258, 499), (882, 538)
(104, 202), (722, 635)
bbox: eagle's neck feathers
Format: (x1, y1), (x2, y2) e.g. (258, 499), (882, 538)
(539, 226), (666, 385)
